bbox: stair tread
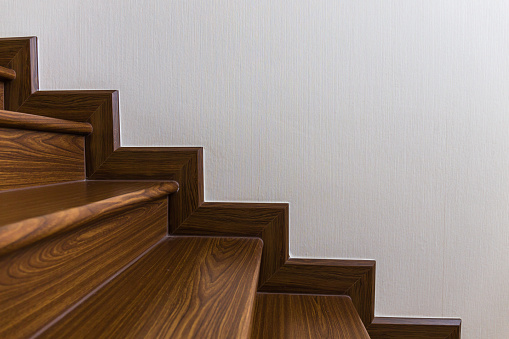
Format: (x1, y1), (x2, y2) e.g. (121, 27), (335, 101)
(0, 180), (178, 255)
(251, 293), (371, 339)
(0, 109), (92, 135)
(39, 236), (264, 339)
(0, 66), (16, 80)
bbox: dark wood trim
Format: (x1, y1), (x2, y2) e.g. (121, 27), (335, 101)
(90, 147), (204, 231)
(172, 202), (289, 287)
(0, 66), (16, 80)
(0, 109), (92, 135)
(0, 37), (38, 111)
(16, 90), (120, 175)
(367, 317), (461, 339)
(172, 202), (375, 326)
(13, 91), (204, 231)
(259, 258), (375, 326)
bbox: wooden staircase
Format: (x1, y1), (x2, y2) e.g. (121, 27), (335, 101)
(0, 37), (461, 338)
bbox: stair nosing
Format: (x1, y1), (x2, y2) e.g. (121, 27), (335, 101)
(0, 181), (178, 256)
(0, 109), (92, 135)
(0, 66), (16, 81)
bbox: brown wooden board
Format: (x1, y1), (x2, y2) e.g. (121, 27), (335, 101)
(39, 236), (263, 339)
(0, 127), (85, 190)
(0, 198), (168, 338)
(251, 293), (370, 339)
(173, 202), (289, 287)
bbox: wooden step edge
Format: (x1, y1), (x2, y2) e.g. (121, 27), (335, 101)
(251, 293), (370, 339)
(0, 181), (178, 256)
(37, 236), (264, 339)
(0, 66), (16, 81)
(367, 317), (462, 339)
(0, 109), (92, 135)
(258, 258), (376, 326)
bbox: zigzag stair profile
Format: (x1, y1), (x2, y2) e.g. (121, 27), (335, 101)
(0, 36), (461, 338)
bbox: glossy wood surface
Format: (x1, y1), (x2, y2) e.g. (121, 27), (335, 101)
(0, 109), (92, 135)
(0, 127), (85, 190)
(0, 82), (4, 110)
(367, 317), (461, 339)
(0, 66), (16, 80)
(0, 37), (38, 111)
(1, 39), (204, 231)
(15, 91), (204, 231)
(174, 202), (288, 287)
(260, 258), (376, 326)
(17, 90), (119, 175)
(0, 181), (178, 255)
(91, 147), (204, 231)
(0, 198), (168, 339)
(40, 236), (263, 339)
(251, 293), (370, 339)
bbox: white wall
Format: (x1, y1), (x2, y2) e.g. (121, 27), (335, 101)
(2, 1), (509, 337)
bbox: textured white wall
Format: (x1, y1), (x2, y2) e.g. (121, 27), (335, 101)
(2, 1), (509, 337)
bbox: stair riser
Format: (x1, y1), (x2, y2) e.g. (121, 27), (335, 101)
(0, 127), (85, 190)
(0, 198), (168, 339)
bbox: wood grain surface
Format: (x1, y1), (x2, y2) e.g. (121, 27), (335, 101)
(15, 91), (204, 231)
(0, 181), (178, 255)
(0, 198), (168, 339)
(1, 39), (204, 231)
(17, 90), (120, 175)
(39, 236), (264, 339)
(91, 147), (204, 231)
(0, 66), (16, 80)
(259, 258), (376, 326)
(0, 127), (85, 190)
(367, 317), (461, 339)
(0, 109), (92, 135)
(0, 37), (38, 111)
(0, 82), (4, 110)
(251, 293), (370, 339)
(174, 202), (288, 287)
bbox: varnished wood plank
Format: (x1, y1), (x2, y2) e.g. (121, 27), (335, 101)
(367, 317), (461, 339)
(0, 109), (92, 135)
(40, 236), (263, 339)
(0, 66), (16, 80)
(0, 37), (38, 111)
(174, 202), (288, 287)
(251, 293), (370, 339)
(260, 258), (376, 326)
(0, 181), (178, 255)
(0, 127), (85, 190)
(0, 198), (168, 339)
